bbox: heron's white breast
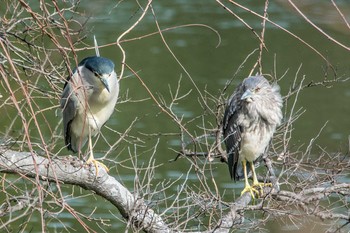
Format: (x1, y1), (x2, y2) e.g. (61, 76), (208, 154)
(72, 70), (119, 136)
(89, 96), (116, 127)
(239, 128), (273, 162)
(86, 83), (119, 134)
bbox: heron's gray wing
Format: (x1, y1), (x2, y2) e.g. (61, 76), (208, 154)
(223, 88), (243, 181)
(60, 79), (79, 152)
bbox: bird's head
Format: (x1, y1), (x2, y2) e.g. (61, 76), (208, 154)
(240, 75), (271, 103)
(80, 56), (115, 92)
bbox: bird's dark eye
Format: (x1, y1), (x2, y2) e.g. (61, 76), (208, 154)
(93, 71), (99, 77)
(255, 87), (261, 92)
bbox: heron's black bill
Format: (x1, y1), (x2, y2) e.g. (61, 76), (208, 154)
(100, 78), (110, 92)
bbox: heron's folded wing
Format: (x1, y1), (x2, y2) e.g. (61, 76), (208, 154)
(223, 91), (243, 181)
(60, 77), (79, 152)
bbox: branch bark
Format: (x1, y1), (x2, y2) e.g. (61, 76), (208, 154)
(0, 148), (171, 233)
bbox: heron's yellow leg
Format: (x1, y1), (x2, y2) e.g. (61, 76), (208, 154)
(86, 128), (109, 175)
(251, 162), (272, 197)
(240, 160), (259, 198)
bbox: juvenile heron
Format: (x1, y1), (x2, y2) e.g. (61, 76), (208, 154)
(223, 75), (282, 198)
(60, 56), (119, 174)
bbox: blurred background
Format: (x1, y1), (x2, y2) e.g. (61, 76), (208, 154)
(1, 0), (349, 232)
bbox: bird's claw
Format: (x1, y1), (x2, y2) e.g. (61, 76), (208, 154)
(241, 184), (260, 199)
(242, 182), (272, 198)
(252, 182), (272, 197)
(86, 158), (109, 176)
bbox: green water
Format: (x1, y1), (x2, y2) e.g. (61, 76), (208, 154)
(1, 0), (350, 232)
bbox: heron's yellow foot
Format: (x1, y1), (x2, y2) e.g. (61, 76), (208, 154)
(252, 182), (272, 196)
(241, 183), (260, 199)
(86, 156), (109, 176)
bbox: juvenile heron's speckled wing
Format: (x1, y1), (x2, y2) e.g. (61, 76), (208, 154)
(223, 82), (244, 181)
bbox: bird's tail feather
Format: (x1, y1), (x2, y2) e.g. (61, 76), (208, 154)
(66, 134), (87, 154)
(234, 160), (262, 181)
(234, 162), (250, 181)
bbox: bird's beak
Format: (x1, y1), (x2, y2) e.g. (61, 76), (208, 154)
(100, 77), (110, 92)
(241, 89), (253, 102)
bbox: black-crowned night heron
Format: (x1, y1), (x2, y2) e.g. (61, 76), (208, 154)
(60, 56), (119, 174)
(223, 75), (282, 198)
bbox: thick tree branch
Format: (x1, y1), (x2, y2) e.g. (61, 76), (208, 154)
(0, 148), (171, 233)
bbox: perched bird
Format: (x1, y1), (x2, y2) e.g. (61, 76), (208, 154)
(60, 56), (119, 174)
(223, 75), (282, 198)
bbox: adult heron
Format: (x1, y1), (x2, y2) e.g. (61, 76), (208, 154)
(60, 56), (119, 174)
(223, 75), (282, 198)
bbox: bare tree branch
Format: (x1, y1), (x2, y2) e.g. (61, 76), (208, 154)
(0, 148), (170, 233)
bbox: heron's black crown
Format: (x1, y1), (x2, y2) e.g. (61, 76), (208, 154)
(79, 56), (115, 75)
